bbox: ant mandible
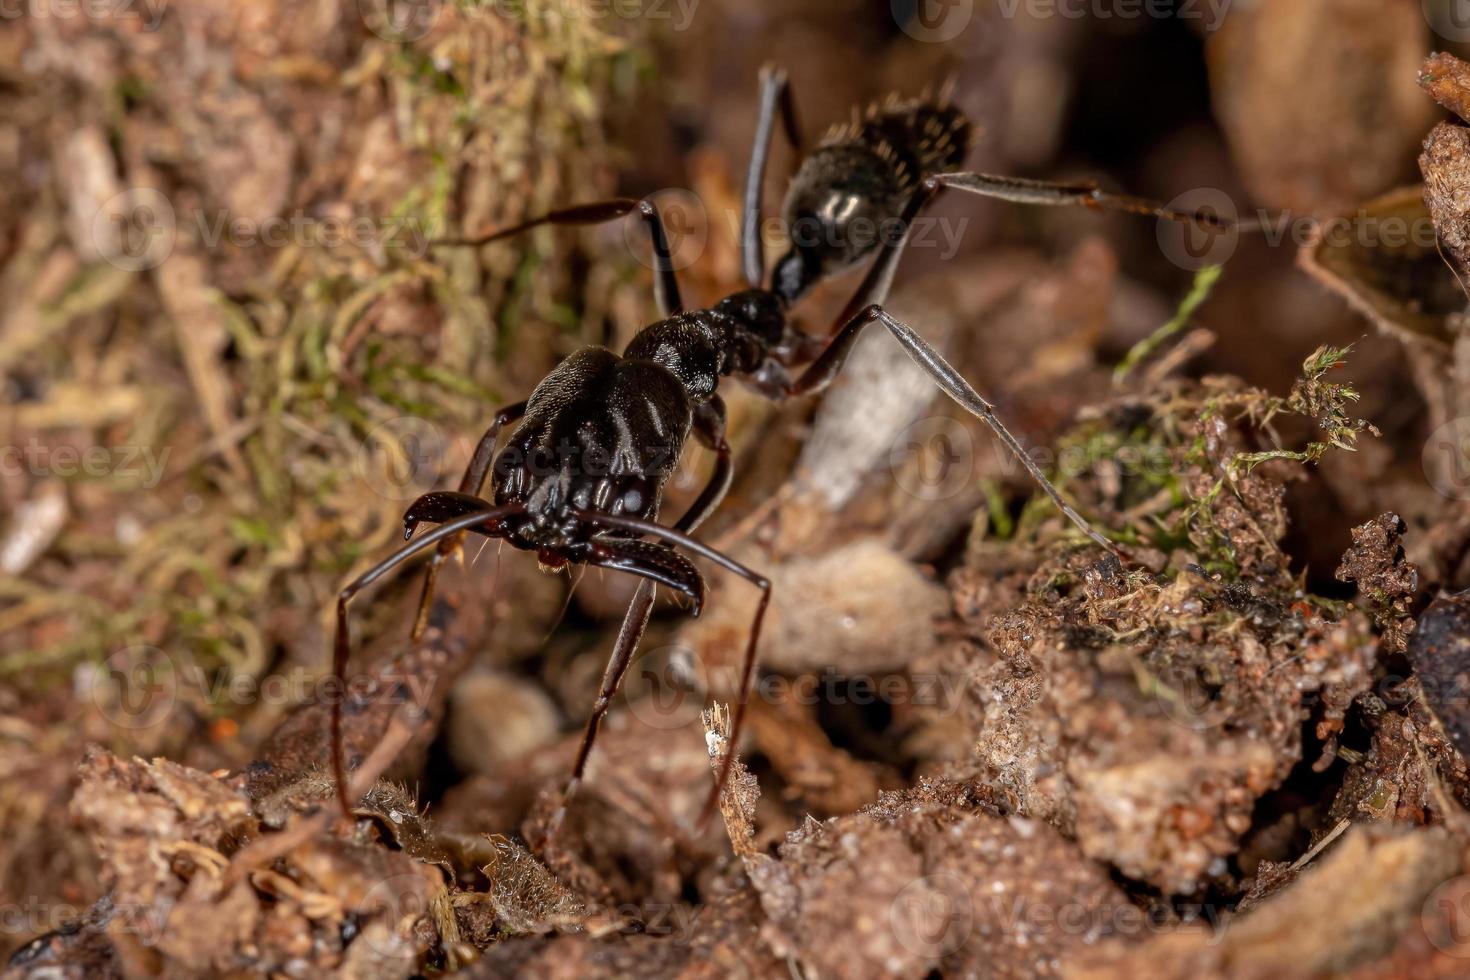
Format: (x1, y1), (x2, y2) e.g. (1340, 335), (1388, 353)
(331, 67), (1230, 828)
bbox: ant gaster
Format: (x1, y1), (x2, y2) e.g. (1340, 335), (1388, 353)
(332, 67), (1231, 828)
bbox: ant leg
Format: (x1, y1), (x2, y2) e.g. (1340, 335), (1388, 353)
(552, 398), (733, 825)
(332, 502), (522, 817)
(785, 168), (1212, 547)
(677, 396), (734, 534)
(831, 172), (1239, 331)
(552, 578), (659, 834)
(410, 401), (527, 641)
(455, 405), (528, 497)
(569, 509), (771, 827)
(931, 172), (1239, 229)
(792, 304), (1115, 553)
(550, 541), (706, 833)
(432, 198), (684, 316)
(591, 539), (707, 604)
(742, 65), (802, 288)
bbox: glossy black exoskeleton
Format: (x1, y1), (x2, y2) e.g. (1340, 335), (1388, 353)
(332, 66), (1235, 828)
(773, 91), (971, 302)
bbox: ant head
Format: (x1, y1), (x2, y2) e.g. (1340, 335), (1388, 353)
(714, 289), (787, 345)
(491, 439), (665, 552)
(493, 461), (661, 567)
(476, 348), (689, 563)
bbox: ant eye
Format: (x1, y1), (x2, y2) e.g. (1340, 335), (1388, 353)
(620, 486), (644, 513)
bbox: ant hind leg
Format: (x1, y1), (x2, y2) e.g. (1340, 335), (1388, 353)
(793, 304), (1116, 553)
(931, 171), (1239, 229)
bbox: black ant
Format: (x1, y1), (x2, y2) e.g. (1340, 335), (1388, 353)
(331, 67), (1231, 828)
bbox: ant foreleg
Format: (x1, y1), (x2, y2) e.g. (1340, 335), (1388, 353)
(588, 540), (708, 612)
(551, 577), (658, 837)
(547, 539), (708, 836)
(401, 490), (509, 539)
(432, 197), (684, 317)
(793, 304), (1116, 554)
(551, 397), (733, 830)
(742, 64), (802, 288)
(410, 401), (527, 641)
(570, 509), (771, 830)
(332, 502), (522, 817)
